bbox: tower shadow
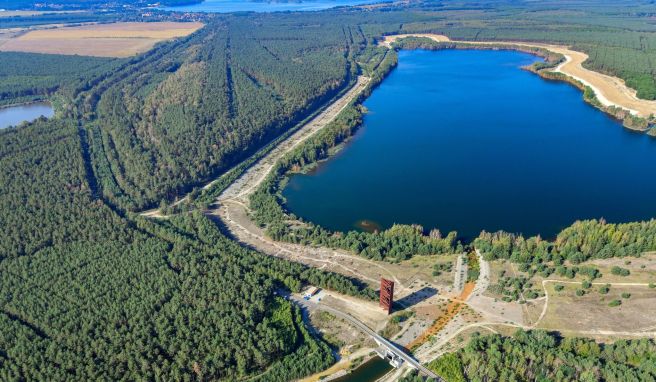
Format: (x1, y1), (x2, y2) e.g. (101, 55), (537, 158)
(393, 286), (438, 310)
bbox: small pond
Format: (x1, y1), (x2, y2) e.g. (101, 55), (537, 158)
(0, 102), (54, 129)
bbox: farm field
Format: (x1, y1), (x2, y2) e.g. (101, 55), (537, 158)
(0, 21), (204, 57)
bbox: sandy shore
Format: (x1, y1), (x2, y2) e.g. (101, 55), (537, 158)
(382, 34), (656, 118)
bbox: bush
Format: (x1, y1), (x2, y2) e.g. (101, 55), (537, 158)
(611, 266), (631, 277)
(608, 299), (622, 307)
(579, 266), (601, 280)
(526, 290), (539, 299)
(621, 292), (631, 299)
(599, 284), (611, 294)
(575, 289), (585, 297)
(554, 284), (565, 292)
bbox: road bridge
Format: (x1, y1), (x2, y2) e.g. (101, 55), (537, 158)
(289, 295), (442, 381)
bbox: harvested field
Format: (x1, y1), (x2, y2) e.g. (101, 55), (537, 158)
(0, 22), (204, 57)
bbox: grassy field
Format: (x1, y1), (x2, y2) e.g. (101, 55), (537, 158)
(539, 282), (656, 334)
(484, 255), (656, 336)
(0, 21), (204, 57)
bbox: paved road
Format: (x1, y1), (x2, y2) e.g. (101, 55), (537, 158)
(453, 254), (466, 293)
(288, 294), (441, 381)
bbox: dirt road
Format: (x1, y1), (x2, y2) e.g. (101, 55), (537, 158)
(218, 76), (370, 202)
(209, 76), (414, 293)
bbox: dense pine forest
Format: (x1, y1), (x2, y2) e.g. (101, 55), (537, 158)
(86, 15), (359, 210)
(3, 0), (656, 380)
(0, 52), (119, 107)
(427, 330), (656, 382)
(0, 118), (373, 379)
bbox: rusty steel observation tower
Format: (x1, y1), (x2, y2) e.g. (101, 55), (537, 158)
(379, 278), (394, 314)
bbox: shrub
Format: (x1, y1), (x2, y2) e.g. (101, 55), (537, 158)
(611, 266), (630, 277)
(554, 284), (565, 292)
(599, 284), (610, 294)
(608, 299), (622, 307)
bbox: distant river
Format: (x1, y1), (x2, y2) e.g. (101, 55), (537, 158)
(163, 0), (382, 13)
(0, 102), (53, 129)
(282, 49), (656, 239)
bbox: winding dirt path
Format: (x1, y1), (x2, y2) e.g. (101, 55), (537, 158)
(206, 76), (412, 293)
(381, 34), (656, 117)
(214, 199), (402, 287)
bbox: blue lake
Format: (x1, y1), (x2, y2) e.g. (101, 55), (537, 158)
(0, 102), (53, 129)
(163, 0), (382, 13)
(282, 49), (656, 239)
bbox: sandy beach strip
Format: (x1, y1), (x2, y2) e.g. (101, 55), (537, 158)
(382, 34), (656, 118)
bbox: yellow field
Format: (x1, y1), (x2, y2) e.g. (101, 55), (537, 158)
(0, 22), (204, 57)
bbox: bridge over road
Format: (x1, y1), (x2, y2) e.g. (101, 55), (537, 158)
(289, 294), (442, 381)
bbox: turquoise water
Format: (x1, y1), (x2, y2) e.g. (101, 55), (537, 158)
(0, 102), (53, 129)
(282, 49), (656, 239)
(163, 0), (381, 13)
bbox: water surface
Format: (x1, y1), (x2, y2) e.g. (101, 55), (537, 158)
(331, 357), (392, 382)
(0, 102), (53, 129)
(164, 0), (381, 13)
(283, 49), (656, 239)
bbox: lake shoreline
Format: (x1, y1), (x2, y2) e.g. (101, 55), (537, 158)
(275, 48), (656, 240)
(0, 100), (54, 129)
(0, 99), (50, 110)
(381, 34), (655, 133)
